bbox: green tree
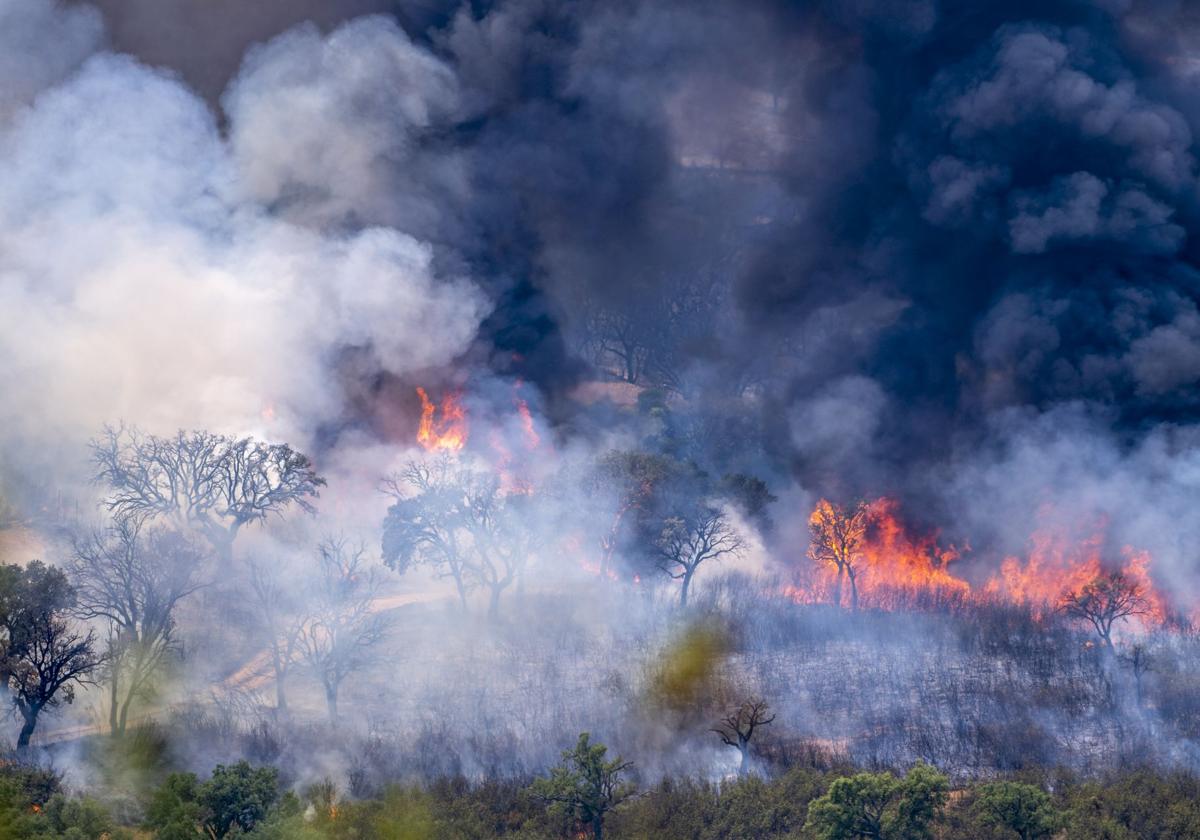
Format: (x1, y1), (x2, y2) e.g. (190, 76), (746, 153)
(199, 761), (280, 838)
(973, 781), (1062, 840)
(0, 562), (102, 748)
(144, 772), (203, 840)
(804, 763), (948, 840)
(530, 732), (636, 840)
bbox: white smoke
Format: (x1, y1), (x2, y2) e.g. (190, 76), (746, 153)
(0, 7), (488, 466)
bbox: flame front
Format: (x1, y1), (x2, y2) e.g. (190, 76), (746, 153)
(416, 387), (467, 452)
(788, 497), (1174, 629)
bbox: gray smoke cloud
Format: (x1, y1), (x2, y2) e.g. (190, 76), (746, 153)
(0, 6), (487, 477)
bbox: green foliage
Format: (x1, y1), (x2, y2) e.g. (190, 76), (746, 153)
(804, 762), (948, 840)
(143, 761), (279, 839)
(144, 772), (202, 840)
(530, 733), (636, 838)
(973, 781), (1062, 839)
(1060, 769), (1200, 840)
(201, 761), (280, 838)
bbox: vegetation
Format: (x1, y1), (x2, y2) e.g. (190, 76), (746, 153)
(5, 750), (1200, 839)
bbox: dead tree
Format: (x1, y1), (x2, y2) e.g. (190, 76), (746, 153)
(381, 457), (537, 619)
(711, 698), (776, 775)
(90, 426), (325, 566)
(1058, 571), (1151, 653)
(1119, 642), (1153, 708)
(295, 536), (390, 726)
(246, 555), (305, 717)
(655, 506), (744, 607)
(808, 499), (871, 610)
(69, 522), (205, 736)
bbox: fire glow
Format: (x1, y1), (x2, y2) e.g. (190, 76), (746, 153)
(787, 497), (1174, 627)
(416, 387), (467, 452)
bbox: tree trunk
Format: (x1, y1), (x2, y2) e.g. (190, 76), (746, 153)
(271, 645), (288, 716)
(848, 571), (859, 612)
(118, 691), (134, 735)
(16, 704), (39, 749)
(680, 568), (693, 607)
(737, 739), (749, 776)
(109, 666), (121, 737)
(593, 814), (604, 840)
(832, 566), (844, 608)
(325, 682), (339, 726)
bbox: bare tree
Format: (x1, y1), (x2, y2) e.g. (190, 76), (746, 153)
(655, 506), (744, 607)
(1059, 571), (1151, 653)
(295, 536), (390, 725)
(245, 555), (305, 718)
(1119, 642), (1153, 707)
(90, 426), (325, 566)
(70, 522), (205, 736)
(808, 499), (871, 610)
(711, 698), (776, 775)
(381, 457), (472, 611)
(382, 457), (537, 619)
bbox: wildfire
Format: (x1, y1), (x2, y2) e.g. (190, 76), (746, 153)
(416, 387), (467, 452)
(788, 497), (1173, 628)
(983, 510), (1169, 623)
(788, 498), (967, 608)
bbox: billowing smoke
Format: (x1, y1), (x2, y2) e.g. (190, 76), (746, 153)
(6, 0), (1200, 789)
(0, 2), (486, 491)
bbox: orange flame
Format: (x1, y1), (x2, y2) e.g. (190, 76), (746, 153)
(983, 510), (1168, 623)
(788, 498), (968, 608)
(416, 387), (467, 452)
(788, 498), (1172, 626)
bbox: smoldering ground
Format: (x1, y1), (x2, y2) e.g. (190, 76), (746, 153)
(4, 0), (1200, 794)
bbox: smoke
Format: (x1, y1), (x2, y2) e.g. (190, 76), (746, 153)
(8, 0), (1200, 789)
(0, 7), (487, 489)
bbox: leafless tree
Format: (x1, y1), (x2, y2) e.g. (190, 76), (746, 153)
(69, 522), (205, 736)
(808, 499), (871, 610)
(711, 698), (776, 775)
(1059, 571), (1151, 653)
(246, 554), (306, 717)
(90, 426), (325, 566)
(381, 457), (538, 619)
(1119, 642), (1153, 707)
(655, 506), (744, 607)
(295, 536), (390, 726)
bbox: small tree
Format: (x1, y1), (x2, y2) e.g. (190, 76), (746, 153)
(972, 781), (1062, 840)
(1058, 571), (1151, 653)
(10, 611), (103, 749)
(382, 457), (537, 618)
(70, 523), (205, 736)
(295, 536), (390, 725)
(200, 761), (281, 838)
(1119, 642), (1153, 707)
(245, 554), (305, 717)
(531, 732), (636, 840)
(1, 562), (103, 748)
(711, 697), (775, 776)
(146, 762), (281, 839)
(655, 506), (744, 607)
(805, 762), (948, 840)
(91, 426), (325, 566)
(808, 499), (871, 610)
